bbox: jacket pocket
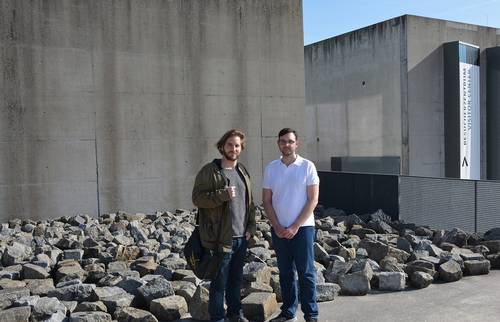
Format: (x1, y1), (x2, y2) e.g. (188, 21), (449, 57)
(201, 213), (221, 244)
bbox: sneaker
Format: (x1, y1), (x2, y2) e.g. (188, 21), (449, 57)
(269, 313), (297, 322)
(305, 317), (318, 322)
(227, 315), (250, 322)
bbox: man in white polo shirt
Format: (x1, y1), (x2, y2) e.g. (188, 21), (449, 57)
(263, 128), (319, 322)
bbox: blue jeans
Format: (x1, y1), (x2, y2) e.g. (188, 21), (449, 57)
(209, 237), (247, 322)
(272, 226), (318, 320)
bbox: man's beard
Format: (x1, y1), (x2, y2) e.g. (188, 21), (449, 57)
(280, 147), (294, 157)
(223, 150), (239, 161)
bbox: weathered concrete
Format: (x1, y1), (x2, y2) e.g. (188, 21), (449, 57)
(305, 16), (404, 171)
(0, 0), (305, 220)
(305, 15), (500, 177)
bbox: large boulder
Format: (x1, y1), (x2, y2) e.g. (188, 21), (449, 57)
(377, 272), (406, 291)
(339, 271), (371, 296)
(316, 283), (341, 302)
(438, 260), (463, 282)
(0, 288), (30, 310)
(484, 228), (500, 241)
(137, 277), (174, 305)
(2, 242), (32, 266)
(115, 307), (159, 322)
(150, 295), (188, 321)
(464, 260), (490, 275)
(242, 292), (278, 322)
(69, 311), (113, 322)
(31, 297), (67, 322)
(188, 285), (210, 321)
(0, 306), (31, 321)
(410, 271), (433, 289)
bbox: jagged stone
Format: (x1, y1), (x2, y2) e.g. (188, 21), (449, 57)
(115, 307), (159, 322)
(172, 281), (197, 303)
(484, 228), (500, 241)
(47, 283), (95, 302)
(243, 262), (271, 284)
(464, 260), (490, 275)
(316, 283), (340, 302)
(129, 221), (148, 242)
(439, 260), (463, 282)
(2, 242), (32, 266)
(137, 276), (174, 305)
(31, 297), (67, 321)
(242, 292), (278, 322)
(0, 306), (31, 321)
(441, 228), (468, 247)
(22, 263), (50, 279)
(269, 274), (282, 303)
(12, 295), (40, 307)
(242, 281), (273, 298)
(56, 265), (87, 283)
(150, 295), (188, 321)
(325, 260), (353, 283)
(487, 254), (500, 269)
(378, 272), (406, 291)
(64, 249), (84, 261)
(339, 270), (371, 295)
(359, 239), (388, 262)
(74, 301), (108, 312)
(69, 311), (113, 322)
(0, 278), (26, 289)
(410, 271), (433, 289)
(188, 285), (210, 321)
(0, 288), (30, 310)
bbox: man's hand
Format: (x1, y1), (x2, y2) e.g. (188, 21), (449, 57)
(226, 185), (236, 199)
(273, 223), (287, 238)
(245, 231), (251, 240)
(282, 224), (299, 239)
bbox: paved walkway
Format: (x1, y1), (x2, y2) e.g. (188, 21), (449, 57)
(290, 270), (500, 322)
(179, 270), (500, 322)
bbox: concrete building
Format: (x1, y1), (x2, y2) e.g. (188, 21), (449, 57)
(305, 15), (500, 178)
(0, 0), (305, 221)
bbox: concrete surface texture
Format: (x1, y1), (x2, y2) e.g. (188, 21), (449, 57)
(277, 270), (500, 322)
(0, 0), (305, 221)
(305, 15), (500, 177)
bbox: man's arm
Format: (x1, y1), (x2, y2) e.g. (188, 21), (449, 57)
(283, 184), (319, 239)
(262, 188), (285, 238)
(192, 168), (231, 208)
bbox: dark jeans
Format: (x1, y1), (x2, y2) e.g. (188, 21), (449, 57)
(272, 226), (318, 320)
(209, 237), (248, 322)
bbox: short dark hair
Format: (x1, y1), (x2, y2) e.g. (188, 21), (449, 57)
(216, 129), (246, 154)
(278, 128), (298, 140)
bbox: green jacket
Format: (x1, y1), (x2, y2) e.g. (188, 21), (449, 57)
(192, 159), (256, 252)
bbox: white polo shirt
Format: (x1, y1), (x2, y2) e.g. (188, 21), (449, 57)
(263, 155), (319, 228)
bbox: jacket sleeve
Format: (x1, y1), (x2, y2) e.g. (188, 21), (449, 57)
(192, 166), (230, 209)
(246, 197), (257, 236)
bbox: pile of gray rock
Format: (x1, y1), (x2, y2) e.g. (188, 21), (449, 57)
(0, 207), (499, 321)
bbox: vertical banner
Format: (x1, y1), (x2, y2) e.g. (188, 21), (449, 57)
(458, 43), (480, 179)
(444, 41), (480, 179)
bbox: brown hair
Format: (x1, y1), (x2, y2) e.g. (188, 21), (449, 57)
(216, 129), (246, 154)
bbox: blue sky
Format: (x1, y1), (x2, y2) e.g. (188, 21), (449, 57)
(303, 0), (500, 44)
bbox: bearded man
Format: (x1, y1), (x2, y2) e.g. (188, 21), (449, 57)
(192, 129), (256, 322)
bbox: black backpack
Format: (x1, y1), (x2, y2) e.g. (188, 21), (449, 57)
(184, 225), (224, 280)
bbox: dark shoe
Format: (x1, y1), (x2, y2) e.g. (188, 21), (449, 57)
(227, 315), (250, 322)
(269, 313), (297, 322)
(305, 317), (318, 322)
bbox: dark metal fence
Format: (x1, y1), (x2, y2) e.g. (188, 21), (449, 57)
(318, 171), (399, 221)
(318, 171), (500, 233)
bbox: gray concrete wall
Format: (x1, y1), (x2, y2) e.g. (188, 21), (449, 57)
(0, 0), (305, 221)
(304, 17), (404, 171)
(406, 15), (499, 178)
